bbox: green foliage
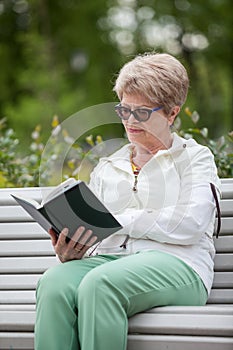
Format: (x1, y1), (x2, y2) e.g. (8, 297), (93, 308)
(175, 108), (233, 178)
(0, 118), (43, 187)
(0, 0), (232, 151)
(0, 109), (232, 188)
(0, 116), (104, 187)
(0, 0), (119, 152)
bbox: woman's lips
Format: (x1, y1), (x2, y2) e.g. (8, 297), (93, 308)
(127, 127), (143, 134)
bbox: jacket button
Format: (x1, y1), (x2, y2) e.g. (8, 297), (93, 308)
(183, 144), (187, 148)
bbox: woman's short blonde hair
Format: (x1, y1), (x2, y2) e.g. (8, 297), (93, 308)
(113, 52), (189, 115)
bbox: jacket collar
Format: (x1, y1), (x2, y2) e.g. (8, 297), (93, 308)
(105, 133), (194, 173)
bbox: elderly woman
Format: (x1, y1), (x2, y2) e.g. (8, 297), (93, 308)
(35, 53), (221, 350)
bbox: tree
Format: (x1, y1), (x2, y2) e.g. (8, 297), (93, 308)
(0, 0), (121, 150)
(100, 0), (232, 135)
(0, 0), (232, 152)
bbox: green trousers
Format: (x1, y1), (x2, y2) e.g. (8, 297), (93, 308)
(35, 250), (208, 350)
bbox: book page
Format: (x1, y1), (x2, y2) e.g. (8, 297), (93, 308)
(42, 178), (78, 205)
(11, 194), (41, 209)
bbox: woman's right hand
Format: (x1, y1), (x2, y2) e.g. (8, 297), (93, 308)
(48, 226), (97, 263)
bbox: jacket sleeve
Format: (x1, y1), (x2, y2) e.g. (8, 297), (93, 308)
(115, 147), (221, 245)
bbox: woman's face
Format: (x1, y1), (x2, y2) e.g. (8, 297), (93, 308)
(120, 93), (178, 151)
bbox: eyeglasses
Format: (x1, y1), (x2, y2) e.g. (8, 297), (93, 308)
(114, 104), (163, 122)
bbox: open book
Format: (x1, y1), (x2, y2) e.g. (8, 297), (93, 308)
(11, 178), (122, 242)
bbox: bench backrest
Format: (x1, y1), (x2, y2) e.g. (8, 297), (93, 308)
(0, 179), (232, 306)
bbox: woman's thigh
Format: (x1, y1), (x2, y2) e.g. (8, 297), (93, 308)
(78, 250), (208, 318)
(36, 254), (118, 301)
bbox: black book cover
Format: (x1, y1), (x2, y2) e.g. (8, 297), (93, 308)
(12, 181), (122, 242)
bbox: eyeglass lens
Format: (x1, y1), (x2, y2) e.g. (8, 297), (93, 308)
(115, 106), (151, 122)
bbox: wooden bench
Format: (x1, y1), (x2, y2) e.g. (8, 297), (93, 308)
(0, 179), (233, 350)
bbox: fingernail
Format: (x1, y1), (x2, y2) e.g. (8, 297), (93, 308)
(62, 228), (68, 234)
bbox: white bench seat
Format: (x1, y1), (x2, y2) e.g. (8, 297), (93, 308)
(0, 178), (233, 349)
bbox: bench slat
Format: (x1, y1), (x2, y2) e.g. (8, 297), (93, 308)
(0, 305), (35, 311)
(216, 217), (233, 235)
(0, 254), (231, 275)
(214, 254), (233, 271)
(128, 313), (233, 336)
(0, 257), (58, 273)
(0, 199), (232, 222)
(1, 334), (233, 350)
(0, 240), (55, 256)
(146, 305), (233, 315)
(0, 311), (35, 331)
(0, 275), (41, 290)
(0, 206), (33, 222)
(207, 289), (233, 304)
(1, 304), (232, 315)
(0, 269), (232, 292)
(0, 254), (231, 274)
(128, 335), (233, 350)
(221, 179), (233, 199)
(0, 222), (47, 239)
(214, 235), (233, 252)
(0, 287), (232, 308)
(0, 180), (228, 203)
(213, 272), (233, 288)
(1, 310), (233, 336)
(0, 291), (35, 304)
(0, 180), (230, 204)
(0, 272), (231, 291)
(1, 289), (232, 306)
(2, 239), (232, 257)
(0, 187), (53, 206)
(1, 219), (231, 239)
(220, 200), (233, 216)
(2, 180), (230, 205)
(0, 332), (34, 350)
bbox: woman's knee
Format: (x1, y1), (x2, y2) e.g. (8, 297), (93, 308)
(78, 268), (108, 300)
(78, 266), (126, 307)
(36, 264), (73, 301)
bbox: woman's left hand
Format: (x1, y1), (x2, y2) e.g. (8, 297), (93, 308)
(48, 226), (97, 263)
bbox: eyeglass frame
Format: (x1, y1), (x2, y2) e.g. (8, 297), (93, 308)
(114, 103), (163, 122)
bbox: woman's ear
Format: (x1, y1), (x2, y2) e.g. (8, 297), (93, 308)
(168, 106), (180, 126)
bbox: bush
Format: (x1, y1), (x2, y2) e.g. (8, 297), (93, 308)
(174, 108), (233, 178)
(0, 109), (232, 188)
(0, 116), (103, 187)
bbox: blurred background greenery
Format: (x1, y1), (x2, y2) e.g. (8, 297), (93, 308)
(0, 0), (232, 145)
(0, 0), (232, 186)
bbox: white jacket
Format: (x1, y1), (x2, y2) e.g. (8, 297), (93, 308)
(89, 133), (221, 294)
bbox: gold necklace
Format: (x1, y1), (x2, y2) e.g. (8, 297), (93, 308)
(130, 150), (141, 192)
